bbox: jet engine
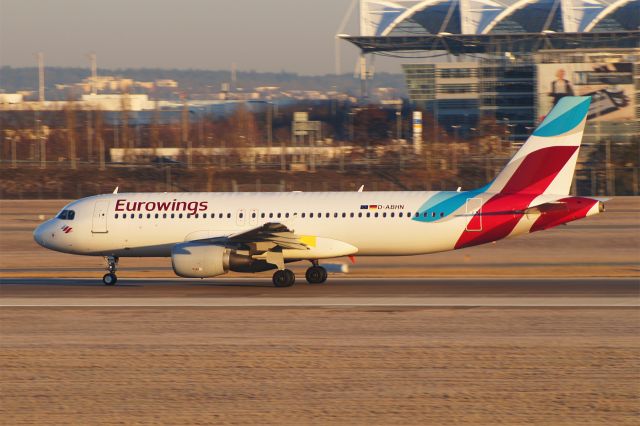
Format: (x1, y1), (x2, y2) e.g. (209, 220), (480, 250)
(171, 242), (278, 278)
(171, 242), (230, 278)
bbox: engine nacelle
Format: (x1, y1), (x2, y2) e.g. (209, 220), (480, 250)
(171, 242), (230, 278)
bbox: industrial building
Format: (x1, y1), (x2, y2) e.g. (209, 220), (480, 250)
(345, 0), (639, 143)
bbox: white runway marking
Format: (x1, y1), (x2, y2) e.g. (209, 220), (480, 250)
(1, 297), (638, 308)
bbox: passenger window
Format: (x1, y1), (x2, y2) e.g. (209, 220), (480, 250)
(302, 213), (306, 218)
(171, 214), (175, 219)
(227, 213), (231, 219)
(147, 213), (151, 219)
(399, 212), (403, 218)
(414, 212), (419, 217)
(195, 214), (199, 219)
(358, 212), (362, 218)
(366, 212), (371, 218)
(342, 213), (346, 218)
(252, 212), (256, 219)
(261, 213), (265, 218)
(277, 213), (282, 218)
(350, 212), (354, 218)
(179, 213), (183, 219)
(383, 212), (387, 218)
(285, 212), (290, 218)
(440, 212), (444, 217)
(163, 213), (167, 219)
(115, 214), (119, 219)
(155, 213), (159, 219)
(269, 213), (274, 218)
(390, 212), (395, 218)
(374, 212), (379, 218)
(423, 212), (428, 218)
(130, 214), (135, 219)
(202, 213), (207, 218)
(239, 213), (243, 219)
(334, 213), (338, 218)
(431, 212), (436, 218)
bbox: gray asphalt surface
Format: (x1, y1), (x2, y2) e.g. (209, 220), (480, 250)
(1, 277), (638, 306)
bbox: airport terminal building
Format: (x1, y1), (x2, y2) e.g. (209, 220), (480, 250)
(347, 0), (639, 143)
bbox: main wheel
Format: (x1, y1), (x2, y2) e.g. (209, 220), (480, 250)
(102, 273), (117, 286)
(273, 269), (295, 287)
(305, 266), (327, 284)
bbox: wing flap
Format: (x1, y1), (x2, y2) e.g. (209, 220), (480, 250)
(222, 222), (311, 251)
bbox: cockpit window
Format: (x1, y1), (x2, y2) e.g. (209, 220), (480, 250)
(57, 209), (75, 220)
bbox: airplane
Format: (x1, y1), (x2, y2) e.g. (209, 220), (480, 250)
(34, 96), (606, 287)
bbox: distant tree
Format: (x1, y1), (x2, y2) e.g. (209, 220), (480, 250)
(353, 106), (392, 146)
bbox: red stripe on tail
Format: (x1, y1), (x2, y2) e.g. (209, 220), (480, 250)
(501, 146), (578, 195)
(454, 193), (537, 249)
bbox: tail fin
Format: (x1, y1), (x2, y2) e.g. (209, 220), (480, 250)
(488, 96), (591, 196)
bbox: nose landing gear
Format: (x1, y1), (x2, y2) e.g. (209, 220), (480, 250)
(102, 256), (119, 285)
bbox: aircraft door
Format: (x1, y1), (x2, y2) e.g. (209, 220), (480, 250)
(465, 198), (482, 232)
(92, 200), (109, 233)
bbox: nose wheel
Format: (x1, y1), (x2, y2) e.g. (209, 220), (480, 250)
(273, 269), (295, 287)
(103, 256), (119, 286)
(102, 273), (117, 285)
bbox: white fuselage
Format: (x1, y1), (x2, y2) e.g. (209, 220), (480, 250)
(33, 191), (525, 259)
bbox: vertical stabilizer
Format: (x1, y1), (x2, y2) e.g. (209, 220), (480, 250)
(488, 96), (591, 196)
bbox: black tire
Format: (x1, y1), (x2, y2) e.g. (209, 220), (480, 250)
(318, 267), (328, 283)
(283, 269), (296, 286)
(273, 270), (295, 287)
(102, 273), (117, 286)
(305, 266), (326, 284)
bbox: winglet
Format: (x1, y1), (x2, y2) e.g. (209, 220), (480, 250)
(113, 186), (119, 194)
(357, 185), (364, 192)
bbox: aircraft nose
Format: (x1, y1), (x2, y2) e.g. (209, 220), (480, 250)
(33, 221), (49, 248)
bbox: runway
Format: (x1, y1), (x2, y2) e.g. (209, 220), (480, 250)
(1, 277), (638, 307)
(2, 276), (639, 425)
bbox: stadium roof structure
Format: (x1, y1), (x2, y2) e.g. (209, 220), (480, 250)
(359, 0), (639, 36)
(343, 30), (639, 55)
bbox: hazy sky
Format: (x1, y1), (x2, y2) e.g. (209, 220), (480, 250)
(0, 0), (400, 74)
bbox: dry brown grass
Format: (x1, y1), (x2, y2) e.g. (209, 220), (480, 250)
(1, 307), (638, 425)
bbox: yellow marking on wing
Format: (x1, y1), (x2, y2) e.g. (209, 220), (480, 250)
(299, 235), (317, 247)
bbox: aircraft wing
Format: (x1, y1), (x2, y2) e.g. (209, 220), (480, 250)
(226, 222), (309, 250)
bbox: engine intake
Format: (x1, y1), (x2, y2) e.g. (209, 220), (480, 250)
(171, 242), (230, 278)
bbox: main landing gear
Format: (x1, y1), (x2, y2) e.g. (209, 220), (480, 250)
(271, 261), (328, 288)
(102, 256), (119, 286)
(305, 263), (327, 284)
(272, 269), (296, 287)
